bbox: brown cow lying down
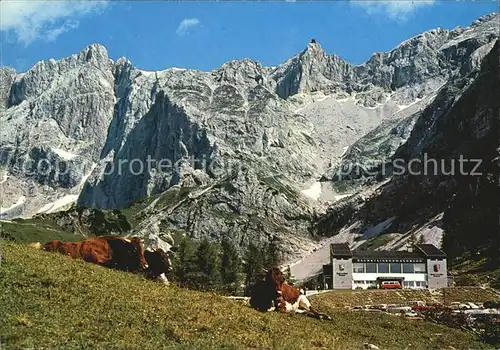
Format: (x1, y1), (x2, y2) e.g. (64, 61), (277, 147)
(250, 267), (332, 321)
(41, 236), (173, 284)
(42, 236), (149, 272)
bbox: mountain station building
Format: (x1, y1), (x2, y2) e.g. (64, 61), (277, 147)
(322, 243), (449, 289)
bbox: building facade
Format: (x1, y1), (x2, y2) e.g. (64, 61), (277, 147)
(323, 243), (448, 290)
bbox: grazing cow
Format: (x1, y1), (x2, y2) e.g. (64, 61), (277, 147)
(144, 248), (173, 285)
(42, 235), (148, 272)
(250, 267), (332, 321)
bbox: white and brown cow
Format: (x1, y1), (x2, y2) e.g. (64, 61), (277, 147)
(250, 267), (332, 321)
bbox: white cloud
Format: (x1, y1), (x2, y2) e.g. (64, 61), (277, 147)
(0, 0), (108, 45)
(353, 0), (435, 20)
(176, 18), (201, 36)
(45, 19), (80, 42)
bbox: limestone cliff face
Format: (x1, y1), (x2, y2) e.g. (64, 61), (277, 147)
(0, 14), (497, 260)
(1, 44), (114, 219)
(0, 67), (17, 112)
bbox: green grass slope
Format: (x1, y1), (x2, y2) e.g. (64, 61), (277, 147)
(0, 220), (82, 244)
(0, 241), (494, 349)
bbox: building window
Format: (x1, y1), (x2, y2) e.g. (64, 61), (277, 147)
(366, 263), (377, 273)
(353, 263), (364, 273)
(404, 281), (415, 288)
(378, 263), (389, 273)
(414, 263), (426, 273)
(415, 281), (426, 287)
(390, 263), (402, 273)
(403, 263), (414, 273)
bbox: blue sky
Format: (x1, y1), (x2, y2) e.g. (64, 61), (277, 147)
(1, 1), (497, 73)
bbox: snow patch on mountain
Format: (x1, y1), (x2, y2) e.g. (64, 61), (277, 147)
(1, 196), (26, 214)
(397, 97), (424, 111)
(37, 195), (79, 214)
(36, 163), (97, 215)
(301, 181), (322, 201)
(340, 146), (349, 157)
(52, 148), (78, 160)
(0, 172), (7, 184)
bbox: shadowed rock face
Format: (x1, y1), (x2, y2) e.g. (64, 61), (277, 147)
(317, 39), (499, 262)
(0, 14), (497, 261)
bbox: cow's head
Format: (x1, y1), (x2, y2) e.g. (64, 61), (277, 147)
(265, 267), (285, 292)
(144, 248), (174, 277)
(43, 240), (64, 252)
(154, 248), (173, 273)
(129, 237), (149, 270)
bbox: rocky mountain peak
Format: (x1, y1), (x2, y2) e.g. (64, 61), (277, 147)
(472, 12), (499, 27)
(78, 43), (110, 64)
(8, 43), (113, 107)
(302, 40), (326, 59)
(0, 67), (17, 111)
(213, 58), (265, 88)
(115, 57), (133, 68)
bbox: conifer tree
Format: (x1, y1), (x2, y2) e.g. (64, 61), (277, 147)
(193, 237), (221, 291)
(173, 236), (197, 286)
(244, 241), (264, 284)
(220, 236), (241, 294)
(284, 265), (296, 285)
(264, 236), (280, 267)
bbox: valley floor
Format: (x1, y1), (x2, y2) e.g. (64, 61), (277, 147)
(1, 241), (497, 349)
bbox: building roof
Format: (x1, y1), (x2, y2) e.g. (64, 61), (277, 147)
(330, 243), (446, 261)
(352, 250), (424, 262)
(330, 243), (352, 258)
(415, 244), (447, 259)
